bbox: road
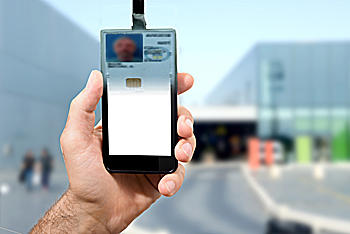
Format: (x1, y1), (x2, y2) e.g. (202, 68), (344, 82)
(0, 164), (269, 234)
(130, 165), (268, 234)
(254, 165), (350, 225)
(2, 163), (350, 234)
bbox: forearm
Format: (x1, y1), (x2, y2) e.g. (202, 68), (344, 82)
(30, 189), (110, 234)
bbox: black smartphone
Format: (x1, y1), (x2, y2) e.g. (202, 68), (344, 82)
(101, 29), (178, 174)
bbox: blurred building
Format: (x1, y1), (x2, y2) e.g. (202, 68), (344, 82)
(0, 0), (99, 169)
(207, 41), (350, 162)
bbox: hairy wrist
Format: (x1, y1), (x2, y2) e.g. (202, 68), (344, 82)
(31, 189), (111, 234)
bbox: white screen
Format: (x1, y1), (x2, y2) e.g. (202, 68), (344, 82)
(108, 91), (171, 155)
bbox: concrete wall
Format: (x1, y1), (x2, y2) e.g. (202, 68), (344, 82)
(0, 0), (99, 169)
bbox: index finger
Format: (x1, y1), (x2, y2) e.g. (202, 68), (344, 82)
(178, 73), (194, 94)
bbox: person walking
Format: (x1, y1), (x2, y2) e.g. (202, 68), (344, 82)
(21, 150), (35, 191)
(39, 148), (53, 190)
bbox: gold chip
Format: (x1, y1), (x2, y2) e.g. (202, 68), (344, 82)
(126, 78), (142, 88)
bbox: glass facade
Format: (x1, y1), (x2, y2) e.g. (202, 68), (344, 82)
(208, 42), (350, 162)
(257, 42), (350, 161)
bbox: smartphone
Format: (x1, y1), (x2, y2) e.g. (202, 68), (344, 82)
(101, 29), (178, 174)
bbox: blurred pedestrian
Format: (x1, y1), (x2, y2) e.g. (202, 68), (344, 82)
(40, 148), (53, 190)
(21, 150), (35, 191)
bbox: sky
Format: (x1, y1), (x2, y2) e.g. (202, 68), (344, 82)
(43, 0), (350, 106)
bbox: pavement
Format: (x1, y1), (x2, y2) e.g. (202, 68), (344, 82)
(0, 162), (349, 234)
(0, 171), (68, 233)
(128, 165), (268, 234)
(253, 165), (350, 222)
(0, 164), (268, 234)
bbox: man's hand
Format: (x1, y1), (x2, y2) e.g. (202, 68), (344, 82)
(31, 70), (195, 233)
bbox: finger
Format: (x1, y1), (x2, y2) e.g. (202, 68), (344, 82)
(64, 70), (103, 134)
(178, 105), (193, 120)
(158, 164), (185, 197)
(177, 73), (194, 95)
(177, 115), (193, 138)
(177, 106), (194, 138)
(175, 136), (196, 163)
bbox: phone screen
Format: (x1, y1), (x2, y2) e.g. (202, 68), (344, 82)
(102, 30), (176, 156)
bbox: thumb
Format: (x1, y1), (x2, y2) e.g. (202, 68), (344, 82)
(64, 70), (103, 134)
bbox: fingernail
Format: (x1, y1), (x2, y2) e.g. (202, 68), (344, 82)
(182, 142), (192, 157)
(165, 180), (176, 194)
(86, 71), (96, 91)
(185, 118), (193, 131)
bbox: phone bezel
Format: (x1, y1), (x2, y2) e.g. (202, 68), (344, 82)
(100, 29), (178, 174)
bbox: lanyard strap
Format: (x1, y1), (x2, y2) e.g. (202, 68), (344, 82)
(132, 0), (146, 30)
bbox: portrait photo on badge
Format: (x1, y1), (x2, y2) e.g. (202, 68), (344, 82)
(106, 34), (143, 63)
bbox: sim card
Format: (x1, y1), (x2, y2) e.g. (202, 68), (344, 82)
(125, 78), (142, 88)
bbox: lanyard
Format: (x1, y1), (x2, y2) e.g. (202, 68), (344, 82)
(132, 0), (146, 30)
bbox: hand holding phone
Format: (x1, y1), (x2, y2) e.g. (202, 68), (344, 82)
(57, 70), (194, 233)
(32, 0), (196, 232)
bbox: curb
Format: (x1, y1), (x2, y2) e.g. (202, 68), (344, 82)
(241, 165), (350, 234)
